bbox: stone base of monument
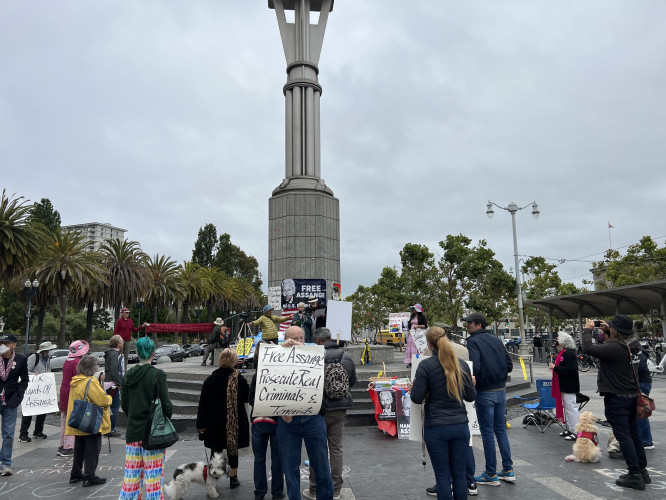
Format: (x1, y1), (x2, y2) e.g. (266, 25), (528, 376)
(343, 344), (395, 365)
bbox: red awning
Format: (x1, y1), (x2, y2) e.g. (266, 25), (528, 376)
(145, 323), (215, 334)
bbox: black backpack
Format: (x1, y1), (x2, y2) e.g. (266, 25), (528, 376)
(324, 350), (350, 400)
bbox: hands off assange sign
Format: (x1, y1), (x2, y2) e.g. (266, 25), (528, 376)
(21, 373), (59, 416)
(254, 344), (325, 417)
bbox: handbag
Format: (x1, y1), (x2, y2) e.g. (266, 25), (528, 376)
(67, 377), (104, 434)
(627, 346), (655, 419)
(143, 382), (179, 450)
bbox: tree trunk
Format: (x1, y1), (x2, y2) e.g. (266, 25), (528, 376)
(207, 297), (213, 323)
(153, 306), (158, 343)
(59, 282), (68, 347)
(35, 305), (46, 345)
(85, 300), (94, 345)
(181, 299), (189, 344)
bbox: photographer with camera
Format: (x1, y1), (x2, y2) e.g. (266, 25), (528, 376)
(291, 301), (314, 343)
(202, 318), (230, 366)
(582, 315), (649, 490)
(248, 305), (290, 345)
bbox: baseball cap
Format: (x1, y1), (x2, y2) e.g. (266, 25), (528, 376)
(0, 334), (18, 343)
(461, 313), (488, 328)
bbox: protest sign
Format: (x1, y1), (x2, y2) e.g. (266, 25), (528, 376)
(21, 373), (59, 416)
(389, 312), (410, 334)
(281, 279), (326, 310)
(268, 287), (282, 311)
(409, 355), (425, 442)
(325, 300), (352, 341)
(465, 361), (480, 440)
(396, 390), (411, 439)
(235, 337), (255, 356)
(253, 344), (325, 417)
(410, 328), (428, 355)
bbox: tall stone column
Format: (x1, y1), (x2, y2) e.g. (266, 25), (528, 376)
(268, 0), (340, 298)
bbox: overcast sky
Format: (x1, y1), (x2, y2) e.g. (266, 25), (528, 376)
(2, 0), (665, 297)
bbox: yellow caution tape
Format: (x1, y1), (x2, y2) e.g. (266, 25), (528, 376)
(519, 356), (528, 380)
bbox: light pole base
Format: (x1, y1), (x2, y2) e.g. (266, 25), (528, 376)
(518, 344), (532, 358)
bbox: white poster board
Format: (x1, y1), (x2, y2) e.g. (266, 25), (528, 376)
(20, 373), (59, 416)
(409, 356), (479, 442)
(411, 328), (428, 355)
(324, 300), (352, 341)
(253, 344), (325, 417)
(389, 312), (410, 334)
(268, 287), (282, 312)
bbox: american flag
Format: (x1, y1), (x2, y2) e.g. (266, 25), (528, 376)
(278, 308), (299, 339)
(608, 222), (614, 228)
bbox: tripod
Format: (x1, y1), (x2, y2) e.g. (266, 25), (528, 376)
(237, 320), (254, 373)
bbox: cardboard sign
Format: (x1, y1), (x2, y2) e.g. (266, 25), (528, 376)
(253, 344), (325, 417)
(268, 287), (282, 311)
(325, 300), (352, 341)
(21, 373), (59, 416)
(235, 337), (255, 356)
(411, 328), (428, 355)
(376, 390), (396, 421)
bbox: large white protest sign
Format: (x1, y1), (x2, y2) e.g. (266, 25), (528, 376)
(410, 328), (428, 355)
(465, 361), (480, 440)
(325, 301), (352, 341)
(253, 344), (325, 417)
(268, 287), (282, 312)
(21, 372), (59, 416)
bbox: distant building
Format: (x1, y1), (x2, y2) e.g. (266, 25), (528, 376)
(62, 222), (127, 252)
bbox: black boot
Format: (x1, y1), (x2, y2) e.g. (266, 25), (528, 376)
(230, 476), (240, 489)
(619, 469), (651, 485)
(615, 473), (645, 490)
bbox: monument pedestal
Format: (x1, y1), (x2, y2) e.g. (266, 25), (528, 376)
(268, 187), (340, 295)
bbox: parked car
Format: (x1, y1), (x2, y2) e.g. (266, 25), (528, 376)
(49, 349), (72, 371)
(152, 344), (185, 364)
(127, 349), (139, 364)
(90, 351), (105, 366)
(183, 344), (203, 356)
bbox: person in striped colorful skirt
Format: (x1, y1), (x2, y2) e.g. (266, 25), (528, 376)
(119, 337), (173, 500)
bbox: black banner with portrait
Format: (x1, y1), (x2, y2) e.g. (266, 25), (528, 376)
(281, 278), (327, 310)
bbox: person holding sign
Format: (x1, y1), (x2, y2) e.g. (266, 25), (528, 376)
(276, 326), (334, 500)
(19, 340), (56, 443)
(0, 333), (29, 477)
(410, 328), (476, 500)
(197, 348), (250, 490)
(249, 305), (291, 345)
(404, 304), (428, 368)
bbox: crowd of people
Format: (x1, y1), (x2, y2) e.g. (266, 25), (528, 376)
(0, 308), (656, 497)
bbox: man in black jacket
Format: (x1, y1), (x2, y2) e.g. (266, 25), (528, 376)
(0, 334), (30, 476)
(464, 313), (515, 486)
(104, 335), (124, 437)
(303, 328), (357, 500)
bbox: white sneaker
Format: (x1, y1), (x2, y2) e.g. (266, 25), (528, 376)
(302, 490), (316, 500)
(1, 466), (13, 476)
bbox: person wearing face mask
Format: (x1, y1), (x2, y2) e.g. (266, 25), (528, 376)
(0, 334), (30, 476)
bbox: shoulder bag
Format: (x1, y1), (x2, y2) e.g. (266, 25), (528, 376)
(143, 380), (179, 450)
(627, 346), (655, 419)
(67, 377), (104, 434)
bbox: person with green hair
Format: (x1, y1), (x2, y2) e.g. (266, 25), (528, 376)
(119, 337), (173, 500)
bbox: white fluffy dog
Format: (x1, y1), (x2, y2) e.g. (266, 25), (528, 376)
(164, 452), (229, 500)
(565, 411), (602, 463)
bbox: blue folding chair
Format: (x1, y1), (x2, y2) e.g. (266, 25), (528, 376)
(515, 379), (565, 433)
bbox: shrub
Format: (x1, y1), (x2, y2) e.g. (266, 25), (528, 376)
(93, 329), (113, 341)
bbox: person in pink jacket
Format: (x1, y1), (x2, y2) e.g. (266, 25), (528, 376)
(58, 340), (89, 456)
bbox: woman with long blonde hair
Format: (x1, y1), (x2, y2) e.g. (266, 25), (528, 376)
(411, 326), (476, 500)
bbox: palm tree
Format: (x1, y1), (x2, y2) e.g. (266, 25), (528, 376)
(176, 261), (208, 343)
(100, 238), (148, 320)
(0, 190), (45, 282)
(33, 231), (105, 346)
(144, 254), (183, 341)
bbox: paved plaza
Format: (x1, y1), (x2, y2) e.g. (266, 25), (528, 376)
(2, 359), (664, 499)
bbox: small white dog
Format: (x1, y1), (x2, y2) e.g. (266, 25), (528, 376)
(565, 411), (602, 463)
(164, 452), (230, 500)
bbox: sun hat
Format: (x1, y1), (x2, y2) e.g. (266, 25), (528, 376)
(36, 341), (57, 353)
(68, 340), (89, 358)
(263, 305), (274, 314)
(608, 314), (635, 336)
(214, 317), (224, 326)
(308, 297), (318, 303)
(410, 303), (424, 313)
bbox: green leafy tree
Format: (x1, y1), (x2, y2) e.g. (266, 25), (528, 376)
(214, 233), (263, 294)
(144, 254), (183, 340)
(33, 231), (105, 346)
(176, 261), (208, 343)
(520, 257), (563, 333)
(192, 224), (218, 268)
(100, 238), (148, 320)
(399, 243), (436, 309)
(30, 198), (61, 234)
(0, 190), (45, 282)
(595, 236), (666, 287)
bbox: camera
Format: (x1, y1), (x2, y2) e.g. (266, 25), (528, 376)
(240, 312), (250, 320)
(305, 305), (314, 314)
(594, 320), (601, 328)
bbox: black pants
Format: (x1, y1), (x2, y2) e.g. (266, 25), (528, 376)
(605, 395), (647, 474)
(71, 433), (102, 479)
(20, 414), (46, 436)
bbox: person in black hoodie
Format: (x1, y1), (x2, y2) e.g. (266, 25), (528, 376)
(582, 316), (648, 490)
(411, 327), (476, 499)
(104, 335), (124, 438)
(0, 333), (29, 476)
(549, 332), (579, 440)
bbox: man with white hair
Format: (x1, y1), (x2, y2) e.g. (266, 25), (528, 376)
(291, 302), (314, 343)
(279, 326), (334, 500)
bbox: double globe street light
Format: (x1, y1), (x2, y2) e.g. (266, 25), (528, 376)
(486, 201), (540, 356)
(24, 278), (39, 356)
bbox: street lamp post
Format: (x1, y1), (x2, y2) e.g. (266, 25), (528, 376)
(486, 201), (540, 356)
(24, 278), (39, 356)
(136, 299), (144, 339)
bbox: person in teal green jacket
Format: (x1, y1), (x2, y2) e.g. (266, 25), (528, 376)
(119, 337), (173, 500)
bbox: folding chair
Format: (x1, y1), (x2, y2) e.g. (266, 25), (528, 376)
(576, 393), (590, 412)
(515, 379), (565, 433)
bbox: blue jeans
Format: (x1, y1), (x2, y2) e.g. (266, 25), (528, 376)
(636, 382), (653, 446)
(604, 395), (647, 474)
(108, 388), (121, 431)
(425, 423), (469, 500)
(475, 390), (512, 476)
(252, 422), (284, 498)
(277, 415), (333, 500)
(0, 405), (18, 467)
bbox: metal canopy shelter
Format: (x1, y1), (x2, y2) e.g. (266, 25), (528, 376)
(525, 280), (666, 338)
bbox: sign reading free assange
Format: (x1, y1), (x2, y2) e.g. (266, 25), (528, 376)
(253, 344), (325, 417)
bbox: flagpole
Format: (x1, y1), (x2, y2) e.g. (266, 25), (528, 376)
(608, 222), (612, 249)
